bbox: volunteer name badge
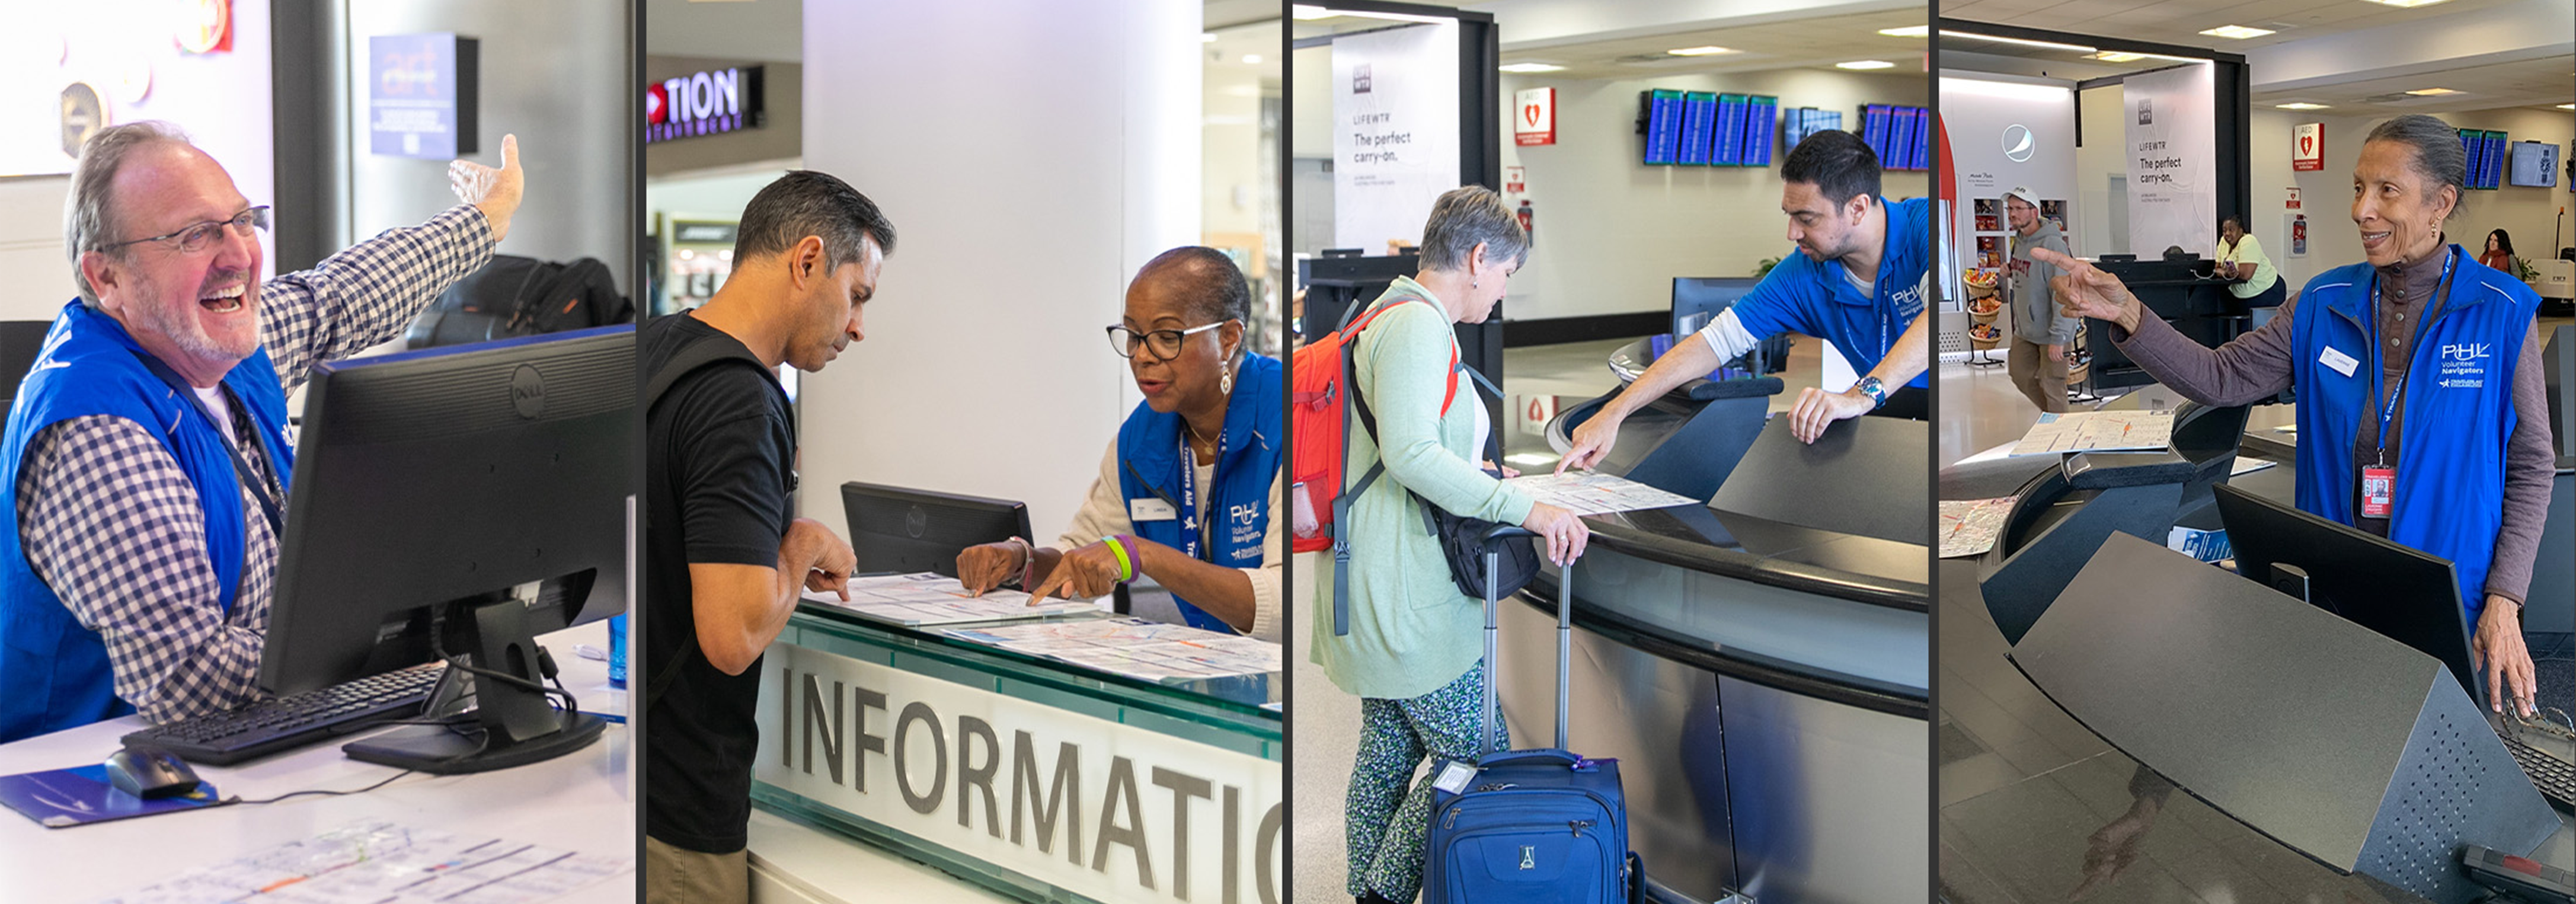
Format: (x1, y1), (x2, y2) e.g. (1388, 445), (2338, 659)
(2361, 467), (2395, 518)
(1129, 497), (1178, 522)
(2319, 346), (2359, 378)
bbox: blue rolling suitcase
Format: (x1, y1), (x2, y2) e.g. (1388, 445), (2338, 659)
(1423, 532), (1635, 903)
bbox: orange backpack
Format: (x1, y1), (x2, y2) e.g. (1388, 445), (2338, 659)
(1287, 293), (1457, 554)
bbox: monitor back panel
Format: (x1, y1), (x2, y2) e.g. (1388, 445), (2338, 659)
(842, 483), (1030, 579)
(2011, 534), (2559, 903)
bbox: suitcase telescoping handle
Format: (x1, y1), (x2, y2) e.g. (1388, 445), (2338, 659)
(1478, 525), (1574, 753)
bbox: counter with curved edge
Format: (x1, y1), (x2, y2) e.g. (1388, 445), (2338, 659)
(1485, 392), (1928, 904)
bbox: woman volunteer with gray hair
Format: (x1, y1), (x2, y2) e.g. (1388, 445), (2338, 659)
(2035, 114), (2552, 718)
(1312, 185), (1587, 904)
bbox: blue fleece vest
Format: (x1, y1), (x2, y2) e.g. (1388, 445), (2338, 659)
(1113, 353), (1281, 633)
(2287, 246), (2535, 624)
(0, 301), (293, 742)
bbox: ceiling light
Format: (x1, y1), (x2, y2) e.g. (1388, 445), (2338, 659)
(2275, 102), (2330, 110)
(1498, 62), (1566, 74)
(2404, 87), (2460, 95)
(1290, 5), (1448, 23)
(1940, 31), (2097, 53)
(2089, 52), (2146, 62)
(2198, 25), (2276, 39)
(1242, 54), (1263, 65)
(2363, 0), (2451, 7)
(2560, 103), (2575, 110)
(1879, 25), (1929, 37)
(1201, 33), (1219, 43)
(1666, 46), (1737, 56)
(1837, 60), (1897, 70)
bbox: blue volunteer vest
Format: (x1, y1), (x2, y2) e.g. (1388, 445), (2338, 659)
(2287, 246), (2534, 624)
(0, 301), (293, 742)
(1113, 353), (1281, 633)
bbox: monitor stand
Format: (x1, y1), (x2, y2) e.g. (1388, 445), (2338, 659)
(344, 593), (605, 775)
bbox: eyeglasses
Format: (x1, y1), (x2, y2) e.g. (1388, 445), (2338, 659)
(99, 206), (270, 255)
(1105, 320), (1230, 360)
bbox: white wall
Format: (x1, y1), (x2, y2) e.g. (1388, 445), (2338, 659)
(796, 0), (1200, 542)
(2250, 106), (2574, 296)
(0, 0), (277, 324)
(1497, 68), (1928, 321)
(2074, 85), (2127, 258)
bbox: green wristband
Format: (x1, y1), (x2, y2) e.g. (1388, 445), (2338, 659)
(1101, 535), (1134, 584)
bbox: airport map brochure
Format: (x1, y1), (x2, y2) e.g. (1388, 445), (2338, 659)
(91, 820), (630, 904)
(946, 617), (1283, 683)
(2007, 410), (2175, 456)
(1938, 497), (2015, 558)
(801, 572), (1097, 626)
(1500, 471), (1699, 516)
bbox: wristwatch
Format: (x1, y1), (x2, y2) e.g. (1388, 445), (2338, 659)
(1855, 375), (1889, 409)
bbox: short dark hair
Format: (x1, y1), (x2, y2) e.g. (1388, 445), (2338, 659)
(2363, 114), (2465, 221)
(1134, 246), (1250, 327)
(2220, 214), (2243, 232)
(733, 170), (897, 270)
(1781, 129), (1881, 208)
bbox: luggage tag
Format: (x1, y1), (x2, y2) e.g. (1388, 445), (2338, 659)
(2361, 467), (2395, 519)
(1431, 759), (1479, 794)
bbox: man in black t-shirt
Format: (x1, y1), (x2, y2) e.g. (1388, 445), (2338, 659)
(643, 171), (893, 904)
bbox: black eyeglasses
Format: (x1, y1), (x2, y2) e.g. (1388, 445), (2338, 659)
(99, 206), (270, 255)
(1106, 320), (1231, 361)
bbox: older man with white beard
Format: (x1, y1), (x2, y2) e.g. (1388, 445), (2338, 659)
(0, 122), (526, 742)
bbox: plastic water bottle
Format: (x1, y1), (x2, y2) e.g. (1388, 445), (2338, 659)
(608, 614), (628, 688)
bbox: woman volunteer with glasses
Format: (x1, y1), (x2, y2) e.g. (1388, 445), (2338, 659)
(954, 246), (1283, 641)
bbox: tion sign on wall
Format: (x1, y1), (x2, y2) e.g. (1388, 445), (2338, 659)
(1514, 87), (1554, 146)
(2293, 123), (2323, 172)
(755, 642), (1284, 903)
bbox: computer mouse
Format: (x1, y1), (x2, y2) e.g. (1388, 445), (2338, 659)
(104, 744), (203, 800)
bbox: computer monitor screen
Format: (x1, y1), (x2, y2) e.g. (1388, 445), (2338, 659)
(842, 482), (1031, 578)
(1670, 277), (1760, 337)
(2210, 483), (2475, 696)
(260, 325), (634, 699)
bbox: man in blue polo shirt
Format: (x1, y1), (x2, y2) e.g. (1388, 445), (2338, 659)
(1562, 129), (1929, 468)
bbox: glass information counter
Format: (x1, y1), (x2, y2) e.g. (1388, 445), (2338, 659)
(748, 602), (1283, 904)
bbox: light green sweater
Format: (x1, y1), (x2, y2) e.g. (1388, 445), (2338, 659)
(1310, 276), (1537, 700)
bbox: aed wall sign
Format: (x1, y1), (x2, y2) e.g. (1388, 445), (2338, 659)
(1514, 87), (1555, 146)
(754, 643), (1284, 903)
(647, 66), (765, 143)
(2292, 123), (2323, 172)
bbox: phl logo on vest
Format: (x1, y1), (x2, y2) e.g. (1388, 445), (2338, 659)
(1888, 283), (1926, 321)
(1228, 503), (1263, 558)
(2437, 343), (2492, 389)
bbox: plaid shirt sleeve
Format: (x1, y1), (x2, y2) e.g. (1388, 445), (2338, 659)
(16, 416), (279, 724)
(261, 205), (497, 393)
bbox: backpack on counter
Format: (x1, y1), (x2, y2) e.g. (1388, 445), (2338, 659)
(405, 255), (633, 349)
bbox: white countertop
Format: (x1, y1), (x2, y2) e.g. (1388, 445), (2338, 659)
(0, 621), (634, 902)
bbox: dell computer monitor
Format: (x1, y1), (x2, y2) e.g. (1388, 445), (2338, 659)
(842, 482), (1031, 578)
(258, 324), (635, 772)
(2210, 483), (2477, 696)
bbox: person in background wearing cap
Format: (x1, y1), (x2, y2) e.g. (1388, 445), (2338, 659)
(2003, 187), (2075, 413)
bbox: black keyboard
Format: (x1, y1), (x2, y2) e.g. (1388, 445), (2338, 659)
(2503, 733), (2576, 811)
(122, 664), (445, 765)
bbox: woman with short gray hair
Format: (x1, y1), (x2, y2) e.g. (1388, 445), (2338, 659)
(2036, 113), (2552, 718)
(1311, 184), (1587, 904)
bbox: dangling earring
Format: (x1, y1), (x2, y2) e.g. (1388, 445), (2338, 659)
(1219, 363), (1234, 396)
